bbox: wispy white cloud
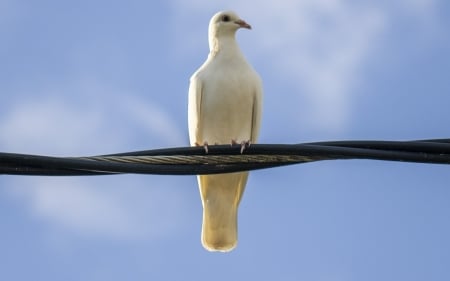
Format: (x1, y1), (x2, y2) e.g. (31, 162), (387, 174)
(0, 80), (190, 240)
(7, 176), (190, 240)
(169, 0), (385, 132)
(0, 80), (185, 155)
(119, 96), (186, 148)
(397, 0), (438, 18)
(169, 0), (437, 133)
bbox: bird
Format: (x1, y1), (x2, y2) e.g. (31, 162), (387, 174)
(188, 11), (263, 252)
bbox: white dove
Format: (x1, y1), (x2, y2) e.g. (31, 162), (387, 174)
(188, 11), (263, 252)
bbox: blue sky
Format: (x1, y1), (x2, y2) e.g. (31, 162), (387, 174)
(1, 0), (450, 280)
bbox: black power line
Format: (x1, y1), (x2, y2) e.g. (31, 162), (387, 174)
(1, 139), (449, 176)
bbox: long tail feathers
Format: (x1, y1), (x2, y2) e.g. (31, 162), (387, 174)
(198, 172), (248, 252)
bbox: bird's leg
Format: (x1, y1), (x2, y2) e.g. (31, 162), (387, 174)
(231, 139), (251, 153)
(195, 141), (209, 154)
(203, 141), (209, 154)
(240, 140), (251, 154)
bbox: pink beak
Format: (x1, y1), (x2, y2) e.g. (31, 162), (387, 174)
(235, 19), (252, 29)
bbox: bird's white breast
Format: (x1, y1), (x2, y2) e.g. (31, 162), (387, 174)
(194, 55), (260, 144)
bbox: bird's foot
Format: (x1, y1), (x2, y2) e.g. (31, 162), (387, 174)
(231, 139), (251, 154)
(240, 140), (251, 154)
(195, 141), (210, 154)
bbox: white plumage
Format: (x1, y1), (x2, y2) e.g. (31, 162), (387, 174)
(188, 11), (263, 252)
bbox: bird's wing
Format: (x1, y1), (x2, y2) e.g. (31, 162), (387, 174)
(188, 73), (204, 146)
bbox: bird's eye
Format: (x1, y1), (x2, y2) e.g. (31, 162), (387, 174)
(222, 15), (230, 22)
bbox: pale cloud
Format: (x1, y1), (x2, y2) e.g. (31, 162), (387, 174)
(398, 0), (438, 18)
(119, 96), (186, 148)
(0, 80), (189, 240)
(169, 0), (436, 132)
(7, 176), (190, 240)
(0, 81), (185, 155)
(0, 96), (106, 155)
(11, 178), (139, 238)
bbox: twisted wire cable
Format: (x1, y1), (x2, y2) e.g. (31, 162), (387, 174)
(1, 139), (449, 176)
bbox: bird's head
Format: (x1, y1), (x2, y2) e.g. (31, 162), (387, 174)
(208, 11), (251, 39)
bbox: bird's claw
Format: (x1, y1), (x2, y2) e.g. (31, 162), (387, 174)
(240, 140), (251, 154)
(231, 139), (251, 154)
(195, 141), (209, 154)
